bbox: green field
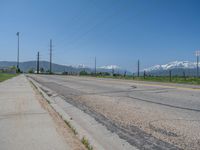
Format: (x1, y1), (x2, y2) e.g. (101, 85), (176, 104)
(0, 73), (17, 82)
(95, 75), (200, 85)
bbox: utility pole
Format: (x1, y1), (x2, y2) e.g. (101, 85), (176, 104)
(169, 70), (172, 82)
(37, 51), (40, 74)
(183, 71), (186, 81)
(124, 70), (126, 77)
(112, 67), (115, 76)
(137, 60), (140, 77)
(50, 39), (52, 74)
(95, 56), (96, 76)
(195, 51), (200, 78)
(16, 32), (20, 71)
(143, 70), (146, 79)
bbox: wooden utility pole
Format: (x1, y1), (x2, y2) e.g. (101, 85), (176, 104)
(143, 71), (146, 79)
(37, 51), (40, 74)
(16, 32), (20, 71)
(50, 39), (52, 74)
(137, 60), (140, 77)
(183, 71), (186, 81)
(169, 70), (172, 82)
(195, 51), (200, 78)
(124, 70), (126, 77)
(112, 67), (115, 76)
(95, 57), (96, 76)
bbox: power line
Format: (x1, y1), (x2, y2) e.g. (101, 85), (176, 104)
(57, 1), (152, 53)
(51, 0), (98, 41)
(56, 2), (128, 50)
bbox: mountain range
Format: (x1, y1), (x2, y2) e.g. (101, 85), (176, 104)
(0, 61), (129, 74)
(1, 60), (199, 76)
(0, 61), (90, 73)
(144, 61), (199, 76)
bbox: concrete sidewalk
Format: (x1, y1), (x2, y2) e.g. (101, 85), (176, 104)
(0, 75), (76, 150)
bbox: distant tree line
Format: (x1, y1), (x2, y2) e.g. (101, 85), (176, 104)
(79, 70), (110, 76)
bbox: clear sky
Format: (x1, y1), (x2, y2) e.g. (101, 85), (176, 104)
(0, 0), (200, 71)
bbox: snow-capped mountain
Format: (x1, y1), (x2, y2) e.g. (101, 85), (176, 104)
(144, 61), (199, 76)
(98, 65), (121, 70)
(72, 64), (89, 69)
(144, 61), (197, 72)
(97, 65), (132, 75)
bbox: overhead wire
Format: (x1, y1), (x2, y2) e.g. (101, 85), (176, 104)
(55, 0), (124, 50)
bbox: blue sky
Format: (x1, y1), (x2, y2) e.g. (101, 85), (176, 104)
(0, 0), (200, 71)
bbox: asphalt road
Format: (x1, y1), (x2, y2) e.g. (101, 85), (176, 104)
(29, 75), (200, 150)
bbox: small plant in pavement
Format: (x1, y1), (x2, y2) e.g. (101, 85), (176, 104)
(81, 136), (93, 150)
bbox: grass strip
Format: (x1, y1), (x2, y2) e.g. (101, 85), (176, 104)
(0, 73), (18, 82)
(94, 75), (200, 85)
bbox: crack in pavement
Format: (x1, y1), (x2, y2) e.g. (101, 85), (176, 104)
(124, 95), (200, 112)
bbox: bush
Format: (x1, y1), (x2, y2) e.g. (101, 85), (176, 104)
(28, 69), (34, 74)
(62, 72), (68, 75)
(79, 70), (88, 76)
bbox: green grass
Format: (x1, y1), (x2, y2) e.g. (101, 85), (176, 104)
(81, 137), (93, 150)
(0, 73), (17, 82)
(95, 75), (200, 85)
